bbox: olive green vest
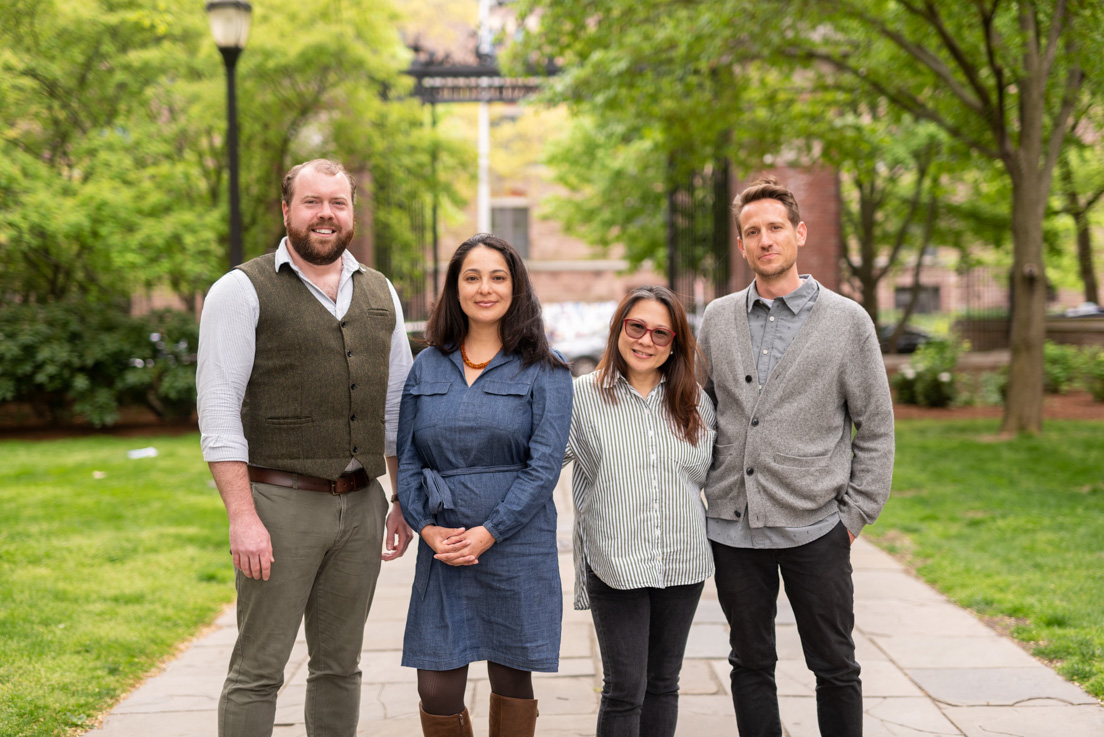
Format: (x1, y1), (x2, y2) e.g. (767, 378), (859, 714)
(237, 253), (394, 480)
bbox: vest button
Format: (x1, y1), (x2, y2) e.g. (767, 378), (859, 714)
(745, 375), (752, 383)
(341, 320), (347, 328)
(352, 446), (358, 454)
(751, 418), (759, 427)
(350, 414), (357, 422)
(746, 467), (754, 476)
(347, 350), (353, 357)
(350, 383), (357, 391)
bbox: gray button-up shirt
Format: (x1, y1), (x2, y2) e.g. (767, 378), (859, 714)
(707, 276), (841, 549)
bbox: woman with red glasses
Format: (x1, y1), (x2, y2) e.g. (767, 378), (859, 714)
(564, 285), (716, 737)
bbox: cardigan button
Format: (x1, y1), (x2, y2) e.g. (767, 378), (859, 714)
(746, 467), (754, 476)
(751, 418), (759, 427)
(745, 375), (753, 383)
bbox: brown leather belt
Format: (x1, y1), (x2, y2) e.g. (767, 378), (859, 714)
(247, 466), (371, 495)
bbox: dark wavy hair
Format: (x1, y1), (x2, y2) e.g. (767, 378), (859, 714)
(595, 285), (708, 444)
(425, 233), (566, 369)
(731, 174), (801, 238)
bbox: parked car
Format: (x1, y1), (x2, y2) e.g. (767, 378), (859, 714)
(552, 332), (608, 376)
(878, 324), (932, 354)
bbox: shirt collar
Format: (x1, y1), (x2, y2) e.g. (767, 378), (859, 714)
(274, 237), (361, 278)
(747, 275), (818, 315)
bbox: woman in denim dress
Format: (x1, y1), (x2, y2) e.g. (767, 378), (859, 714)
(396, 234), (573, 737)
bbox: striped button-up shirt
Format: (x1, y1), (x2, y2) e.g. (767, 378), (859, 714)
(565, 371), (716, 610)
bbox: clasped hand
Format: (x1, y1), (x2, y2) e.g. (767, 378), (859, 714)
(421, 524), (495, 566)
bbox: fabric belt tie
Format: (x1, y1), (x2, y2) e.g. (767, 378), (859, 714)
(248, 466), (371, 495)
(422, 464), (526, 514)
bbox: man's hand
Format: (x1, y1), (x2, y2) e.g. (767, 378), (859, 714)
(210, 461), (274, 581)
(382, 502), (414, 561)
(848, 529), (857, 546)
(229, 511), (274, 580)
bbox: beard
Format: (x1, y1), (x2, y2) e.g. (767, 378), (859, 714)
(286, 218), (354, 266)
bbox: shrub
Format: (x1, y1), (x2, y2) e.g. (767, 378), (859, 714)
(892, 338), (960, 407)
(0, 302), (197, 427)
(1083, 348), (1104, 402)
(1044, 340), (1081, 394)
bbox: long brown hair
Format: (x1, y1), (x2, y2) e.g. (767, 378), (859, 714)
(425, 233), (566, 369)
(595, 286), (708, 444)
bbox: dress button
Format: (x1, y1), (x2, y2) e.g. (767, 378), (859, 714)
(745, 375), (752, 383)
(746, 467), (754, 476)
(751, 418), (759, 427)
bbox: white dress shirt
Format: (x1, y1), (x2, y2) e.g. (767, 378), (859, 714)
(197, 238), (413, 468)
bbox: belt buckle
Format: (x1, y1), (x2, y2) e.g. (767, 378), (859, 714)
(330, 478), (340, 495)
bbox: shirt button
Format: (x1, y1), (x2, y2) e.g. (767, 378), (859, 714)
(762, 349), (768, 355)
(746, 467), (754, 476)
(769, 316), (775, 321)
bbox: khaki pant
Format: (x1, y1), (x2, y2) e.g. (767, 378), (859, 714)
(219, 478), (387, 737)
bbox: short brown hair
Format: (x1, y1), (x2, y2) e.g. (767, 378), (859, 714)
(731, 175), (801, 238)
(281, 159), (357, 206)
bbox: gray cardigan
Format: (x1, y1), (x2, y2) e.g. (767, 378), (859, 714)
(699, 282), (894, 536)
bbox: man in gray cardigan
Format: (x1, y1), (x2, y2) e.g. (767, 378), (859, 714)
(699, 176), (894, 737)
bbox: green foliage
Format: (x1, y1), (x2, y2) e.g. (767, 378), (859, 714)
(0, 435), (232, 736)
(0, 0), (467, 308)
(1044, 340), (1082, 394)
(1084, 349), (1104, 402)
(891, 338), (961, 407)
(0, 304), (197, 427)
(869, 420), (1104, 698)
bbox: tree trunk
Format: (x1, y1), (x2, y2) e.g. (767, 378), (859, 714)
(1000, 171), (1048, 435)
(1074, 212), (1100, 305)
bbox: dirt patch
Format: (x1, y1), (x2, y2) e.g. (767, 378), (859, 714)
(893, 391), (1104, 421)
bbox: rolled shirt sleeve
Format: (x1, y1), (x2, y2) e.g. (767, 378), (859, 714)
(384, 280), (413, 458)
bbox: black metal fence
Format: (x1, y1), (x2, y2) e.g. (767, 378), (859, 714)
(666, 159), (731, 322)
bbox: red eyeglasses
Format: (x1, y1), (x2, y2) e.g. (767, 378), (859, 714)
(622, 318), (676, 347)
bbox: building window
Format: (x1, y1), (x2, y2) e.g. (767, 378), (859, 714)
(492, 198), (529, 258)
(895, 285), (941, 314)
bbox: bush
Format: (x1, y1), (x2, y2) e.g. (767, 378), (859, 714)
(892, 338), (960, 407)
(1044, 340), (1082, 394)
(1084, 348), (1104, 402)
(0, 302), (197, 426)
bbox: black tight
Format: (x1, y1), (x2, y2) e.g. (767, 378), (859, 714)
(418, 662), (533, 716)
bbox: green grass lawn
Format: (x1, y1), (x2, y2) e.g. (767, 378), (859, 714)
(0, 434), (233, 737)
(868, 419), (1104, 699)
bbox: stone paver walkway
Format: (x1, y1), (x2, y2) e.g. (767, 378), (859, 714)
(88, 470), (1104, 736)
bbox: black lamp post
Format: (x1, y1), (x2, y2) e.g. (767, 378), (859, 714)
(206, 1), (252, 269)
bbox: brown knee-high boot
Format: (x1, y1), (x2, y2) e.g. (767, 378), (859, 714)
(488, 692), (539, 737)
(419, 702), (474, 737)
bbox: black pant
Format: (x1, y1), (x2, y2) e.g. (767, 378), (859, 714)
(711, 522), (861, 737)
(586, 566), (704, 737)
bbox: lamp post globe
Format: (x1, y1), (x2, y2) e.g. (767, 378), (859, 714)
(206, 1), (252, 269)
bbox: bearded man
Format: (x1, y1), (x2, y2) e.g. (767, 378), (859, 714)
(197, 159), (414, 737)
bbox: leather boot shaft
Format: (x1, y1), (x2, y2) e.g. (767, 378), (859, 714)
(488, 692), (539, 737)
(419, 702), (474, 737)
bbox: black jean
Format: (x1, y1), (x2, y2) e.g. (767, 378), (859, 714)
(711, 522), (861, 737)
(586, 565), (704, 737)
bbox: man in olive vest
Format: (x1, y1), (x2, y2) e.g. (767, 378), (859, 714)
(197, 159), (415, 737)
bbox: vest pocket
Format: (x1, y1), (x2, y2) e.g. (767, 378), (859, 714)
(265, 416), (315, 426)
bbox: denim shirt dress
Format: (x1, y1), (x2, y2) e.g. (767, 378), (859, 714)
(396, 346), (573, 672)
